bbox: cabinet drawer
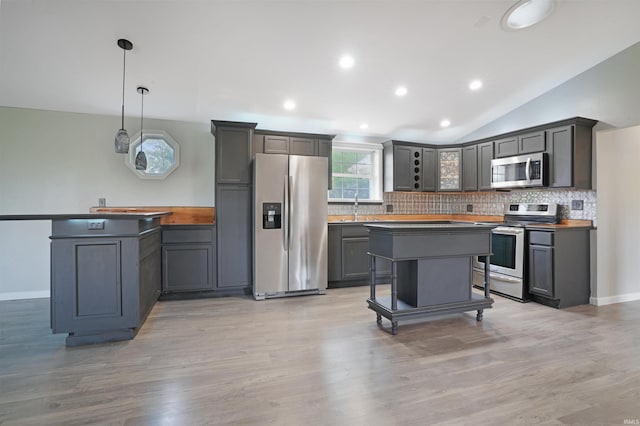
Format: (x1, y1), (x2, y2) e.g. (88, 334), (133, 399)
(162, 228), (214, 244)
(529, 231), (554, 246)
(341, 225), (369, 237)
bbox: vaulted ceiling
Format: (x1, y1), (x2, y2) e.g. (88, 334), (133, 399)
(1, 0), (640, 143)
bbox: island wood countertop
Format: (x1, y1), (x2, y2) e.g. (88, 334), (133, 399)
(90, 206), (215, 225)
(0, 212), (171, 221)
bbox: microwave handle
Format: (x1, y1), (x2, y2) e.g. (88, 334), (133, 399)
(525, 157), (531, 181)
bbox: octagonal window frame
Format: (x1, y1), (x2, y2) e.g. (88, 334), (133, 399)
(125, 129), (180, 179)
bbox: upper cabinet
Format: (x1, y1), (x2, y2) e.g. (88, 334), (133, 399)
(211, 120), (256, 185)
(383, 141), (436, 192)
(477, 141), (494, 191)
(495, 130), (545, 158)
(438, 148), (462, 191)
(462, 145), (478, 192)
(546, 121), (595, 189)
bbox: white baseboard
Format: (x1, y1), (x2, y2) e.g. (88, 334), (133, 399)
(590, 292), (640, 306)
(0, 290), (50, 301)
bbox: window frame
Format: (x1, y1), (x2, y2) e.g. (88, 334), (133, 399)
(329, 141), (383, 203)
(124, 129), (180, 180)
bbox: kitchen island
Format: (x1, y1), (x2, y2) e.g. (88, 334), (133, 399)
(0, 212), (170, 345)
(365, 222), (495, 334)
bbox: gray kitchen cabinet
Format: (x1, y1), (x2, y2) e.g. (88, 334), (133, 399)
(50, 215), (162, 345)
(528, 228), (590, 308)
(264, 135), (290, 154)
(477, 141), (494, 191)
(392, 145), (414, 191)
(290, 137), (316, 156)
(318, 138), (332, 189)
(383, 141), (430, 192)
(546, 121), (594, 189)
(212, 121), (256, 184)
(462, 144), (478, 191)
(216, 185), (252, 289)
(494, 131), (545, 158)
(161, 225), (216, 293)
(438, 148), (462, 191)
(421, 147), (437, 192)
(328, 223), (391, 287)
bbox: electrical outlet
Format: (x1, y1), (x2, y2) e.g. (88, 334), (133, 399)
(571, 200), (584, 211)
(88, 220), (105, 230)
(386, 204), (393, 213)
(466, 204), (473, 212)
(98, 197), (106, 207)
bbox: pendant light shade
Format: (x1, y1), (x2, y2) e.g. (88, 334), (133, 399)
(114, 38), (133, 153)
(135, 86), (149, 171)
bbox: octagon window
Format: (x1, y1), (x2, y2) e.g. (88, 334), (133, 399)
(125, 130), (180, 179)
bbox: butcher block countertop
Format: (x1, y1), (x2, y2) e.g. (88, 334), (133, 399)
(328, 214), (593, 229)
(90, 206), (215, 225)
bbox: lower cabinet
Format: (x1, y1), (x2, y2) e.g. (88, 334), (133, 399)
(328, 223), (391, 287)
(528, 228), (590, 308)
(161, 225), (217, 293)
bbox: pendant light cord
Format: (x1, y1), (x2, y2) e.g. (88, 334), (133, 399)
(121, 48), (126, 130)
(140, 90), (144, 153)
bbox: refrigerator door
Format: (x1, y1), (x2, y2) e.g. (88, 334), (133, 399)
(254, 154), (289, 297)
(288, 155), (328, 292)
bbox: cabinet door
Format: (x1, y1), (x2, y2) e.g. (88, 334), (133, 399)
(393, 145), (413, 191)
(421, 147), (437, 192)
(477, 141), (494, 191)
(162, 244), (214, 292)
(529, 244), (554, 297)
(462, 144), (478, 191)
(290, 137), (317, 156)
(438, 148), (462, 191)
(216, 126), (252, 184)
(216, 186), (252, 288)
(328, 226), (342, 281)
(342, 237), (370, 280)
(264, 135), (290, 154)
(546, 125), (574, 188)
(494, 136), (518, 158)
(518, 130), (546, 154)
(318, 139), (332, 189)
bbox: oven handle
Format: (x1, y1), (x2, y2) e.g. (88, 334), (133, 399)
(493, 227), (525, 235)
(488, 272), (522, 284)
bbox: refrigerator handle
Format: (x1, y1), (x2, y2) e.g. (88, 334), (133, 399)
(283, 175), (289, 251)
(288, 175), (293, 249)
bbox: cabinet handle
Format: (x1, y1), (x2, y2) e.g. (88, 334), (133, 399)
(525, 157), (531, 181)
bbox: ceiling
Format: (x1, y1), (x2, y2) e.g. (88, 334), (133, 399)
(2, 0), (640, 144)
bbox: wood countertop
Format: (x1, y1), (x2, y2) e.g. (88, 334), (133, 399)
(0, 212), (171, 221)
(90, 206), (215, 225)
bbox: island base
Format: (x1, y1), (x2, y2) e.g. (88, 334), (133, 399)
(65, 328), (138, 346)
(367, 294), (494, 335)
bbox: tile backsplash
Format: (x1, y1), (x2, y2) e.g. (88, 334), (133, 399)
(329, 189), (597, 224)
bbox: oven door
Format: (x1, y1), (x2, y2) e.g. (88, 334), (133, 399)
(474, 226), (524, 279)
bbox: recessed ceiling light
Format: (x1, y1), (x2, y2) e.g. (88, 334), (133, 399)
(360, 123), (369, 130)
(440, 119), (451, 128)
(395, 86), (408, 97)
(339, 55), (355, 69)
(283, 99), (296, 111)
(501, 0), (556, 31)
(469, 80), (483, 91)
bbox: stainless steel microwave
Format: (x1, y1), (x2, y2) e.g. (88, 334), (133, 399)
(490, 152), (547, 189)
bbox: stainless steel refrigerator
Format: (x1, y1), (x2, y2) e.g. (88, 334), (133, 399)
(253, 153), (328, 300)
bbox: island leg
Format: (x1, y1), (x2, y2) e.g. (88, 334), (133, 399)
(376, 313), (382, 325)
(484, 254), (491, 299)
(391, 321), (398, 335)
(391, 261), (398, 311)
(476, 309), (483, 321)
(370, 255), (376, 300)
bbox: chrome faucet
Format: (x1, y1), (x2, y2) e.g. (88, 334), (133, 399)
(354, 193), (359, 221)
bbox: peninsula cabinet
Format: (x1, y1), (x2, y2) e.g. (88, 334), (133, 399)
(161, 225), (216, 293)
(528, 228), (591, 308)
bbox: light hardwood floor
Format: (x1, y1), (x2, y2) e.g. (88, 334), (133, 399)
(1, 287), (639, 425)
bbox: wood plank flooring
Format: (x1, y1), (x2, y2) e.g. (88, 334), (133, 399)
(1, 287), (640, 425)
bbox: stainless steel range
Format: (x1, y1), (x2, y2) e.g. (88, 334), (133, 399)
(472, 203), (559, 301)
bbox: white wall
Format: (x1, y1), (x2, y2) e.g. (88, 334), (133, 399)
(594, 125), (640, 305)
(0, 107), (214, 299)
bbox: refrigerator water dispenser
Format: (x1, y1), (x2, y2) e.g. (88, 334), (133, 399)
(262, 202), (281, 229)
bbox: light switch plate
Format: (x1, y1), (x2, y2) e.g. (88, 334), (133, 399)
(571, 200), (584, 211)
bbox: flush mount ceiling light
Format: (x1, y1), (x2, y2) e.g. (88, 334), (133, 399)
(469, 79), (483, 91)
(339, 54), (355, 69)
(114, 39), (133, 153)
(360, 123), (369, 130)
(134, 86), (149, 171)
(440, 119), (451, 128)
(395, 86), (408, 97)
(501, 0), (556, 31)
(283, 99), (296, 111)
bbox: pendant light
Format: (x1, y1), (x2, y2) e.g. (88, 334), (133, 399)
(114, 39), (133, 153)
(135, 86), (149, 171)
